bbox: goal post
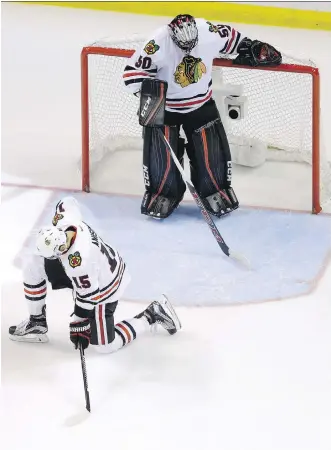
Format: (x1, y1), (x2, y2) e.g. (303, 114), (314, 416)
(81, 39), (326, 214)
(81, 46), (136, 194)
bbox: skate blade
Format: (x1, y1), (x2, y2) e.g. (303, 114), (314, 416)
(149, 215), (162, 220)
(9, 334), (49, 343)
(159, 294), (182, 334)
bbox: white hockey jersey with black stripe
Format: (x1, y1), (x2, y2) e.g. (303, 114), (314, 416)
(123, 18), (245, 113)
(52, 196), (83, 227)
(59, 221), (130, 319)
(23, 197), (130, 319)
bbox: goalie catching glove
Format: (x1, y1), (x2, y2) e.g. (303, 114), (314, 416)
(70, 318), (91, 350)
(233, 38), (282, 67)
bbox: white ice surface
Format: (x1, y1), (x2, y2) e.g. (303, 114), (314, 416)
(1, 4), (331, 450)
(1, 185), (331, 450)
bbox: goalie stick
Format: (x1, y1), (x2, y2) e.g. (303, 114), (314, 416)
(158, 129), (250, 268)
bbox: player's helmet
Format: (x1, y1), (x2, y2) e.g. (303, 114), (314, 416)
(36, 226), (67, 259)
(168, 14), (198, 53)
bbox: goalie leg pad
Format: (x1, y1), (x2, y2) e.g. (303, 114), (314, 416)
(189, 119), (239, 217)
(141, 126), (186, 219)
(191, 118), (231, 193)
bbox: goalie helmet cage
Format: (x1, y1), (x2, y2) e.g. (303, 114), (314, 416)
(81, 43), (322, 214)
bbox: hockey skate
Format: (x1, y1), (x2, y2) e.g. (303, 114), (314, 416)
(9, 305), (48, 343)
(141, 192), (184, 220)
(202, 187), (239, 217)
(135, 295), (181, 335)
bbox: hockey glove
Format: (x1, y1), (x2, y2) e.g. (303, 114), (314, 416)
(233, 38), (282, 67)
(139, 79), (168, 127)
(70, 318), (91, 350)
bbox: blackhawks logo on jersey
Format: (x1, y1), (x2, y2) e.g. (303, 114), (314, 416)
(68, 251), (82, 268)
(52, 213), (64, 226)
(174, 55), (206, 88)
(207, 21), (218, 33)
(144, 40), (160, 55)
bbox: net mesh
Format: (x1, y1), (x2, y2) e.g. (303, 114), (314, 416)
(83, 36), (331, 209)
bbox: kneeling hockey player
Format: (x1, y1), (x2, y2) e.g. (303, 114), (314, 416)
(123, 14), (281, 219)
(9, 197), (181, 352)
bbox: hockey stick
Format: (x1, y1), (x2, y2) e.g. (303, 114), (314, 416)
(79, 345), (91, 412)
(157, 129), (250, 268)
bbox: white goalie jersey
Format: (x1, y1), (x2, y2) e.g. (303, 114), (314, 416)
(123, 18), (245, 113)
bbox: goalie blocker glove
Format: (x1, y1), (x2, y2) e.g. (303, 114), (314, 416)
(233, 38), (282, 67)
(139, 78), (168, 128)
(70, 318), (91, 350)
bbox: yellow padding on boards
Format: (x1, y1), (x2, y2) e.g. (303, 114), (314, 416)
(25, 1), (331, 31)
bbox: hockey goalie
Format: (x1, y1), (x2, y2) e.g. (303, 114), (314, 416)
(9, 197), (181, 353)
(123, 14), (281, 219)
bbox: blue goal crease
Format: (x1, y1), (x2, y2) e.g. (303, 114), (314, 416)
(16, 191), (331, 307)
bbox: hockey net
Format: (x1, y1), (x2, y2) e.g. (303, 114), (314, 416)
(81, 36), (331, 213)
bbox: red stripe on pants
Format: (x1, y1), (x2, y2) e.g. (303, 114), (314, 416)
(98, 304), (105, 345)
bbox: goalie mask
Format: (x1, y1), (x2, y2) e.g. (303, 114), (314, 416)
(36, 226), (67, 259)
(168, 14), (198, 53)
